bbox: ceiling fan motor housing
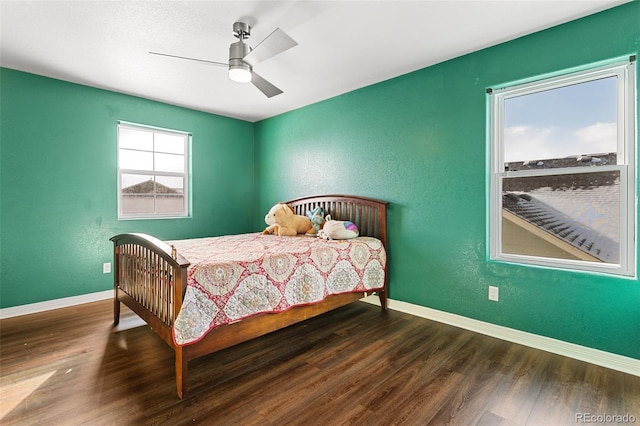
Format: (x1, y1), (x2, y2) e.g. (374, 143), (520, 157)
(228, 40), (251, 82)
(229, 40), (250, 63)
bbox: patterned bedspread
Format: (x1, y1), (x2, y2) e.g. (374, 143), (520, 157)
(167, 233), (386, 346)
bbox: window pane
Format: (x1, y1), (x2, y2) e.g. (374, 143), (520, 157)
(156, 195), (185, 214)
(155, 133), (185, 154)
(121, 194), (154, 214)
(502, 171), (620, 264)
(504, 77), (617, 171)
(155, 152), (184, 173)
(156, 175), (184, 193)
(120, 149), (153, 171)
(119, 127), (153, 151)
(121, 174), (154, 193)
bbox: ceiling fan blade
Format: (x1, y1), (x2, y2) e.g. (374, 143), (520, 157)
(251, 72), (283, 98)
(149, 51), (228, 67)
(243, 28), (297, 67)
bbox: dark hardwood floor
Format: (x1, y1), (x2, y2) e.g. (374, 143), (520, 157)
(1, 299), (638, 425)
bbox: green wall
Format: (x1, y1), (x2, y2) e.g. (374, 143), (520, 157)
(255, 2), (640, 359)
(0, 69), (255, 308)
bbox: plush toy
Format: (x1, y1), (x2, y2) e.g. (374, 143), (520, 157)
(263, 203), (313, 236)
(305, 207), (325, 235)
(317, 215), (359, 240)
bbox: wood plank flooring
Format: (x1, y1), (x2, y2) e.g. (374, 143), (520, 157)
(1, 300), (638, 425)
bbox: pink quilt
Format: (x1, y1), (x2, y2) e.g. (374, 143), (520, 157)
(167, 233), (386, 346)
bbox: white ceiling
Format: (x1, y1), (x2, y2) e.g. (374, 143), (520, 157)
(0, 0), (630, 122)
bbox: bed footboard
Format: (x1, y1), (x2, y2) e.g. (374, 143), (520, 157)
(110, 233), (190, 345)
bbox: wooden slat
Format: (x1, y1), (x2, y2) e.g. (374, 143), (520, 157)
(112, 234), (189, 332)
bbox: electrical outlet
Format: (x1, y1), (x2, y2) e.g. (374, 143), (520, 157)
(103, 262), (112, 274)
(488, 286), (499, 302)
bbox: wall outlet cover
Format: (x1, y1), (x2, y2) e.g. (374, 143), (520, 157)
(489, 286), (499, 302)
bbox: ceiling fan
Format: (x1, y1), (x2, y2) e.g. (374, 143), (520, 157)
(150, 22), (297, 98)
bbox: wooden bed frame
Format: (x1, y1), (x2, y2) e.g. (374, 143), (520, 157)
(110, 194), (389, 398)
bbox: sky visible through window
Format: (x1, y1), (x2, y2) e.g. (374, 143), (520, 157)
(504, 76), (617, 163)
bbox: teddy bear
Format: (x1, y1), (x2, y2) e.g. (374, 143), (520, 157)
(262, 203), (314, 236)
(305, 207), (325, 236)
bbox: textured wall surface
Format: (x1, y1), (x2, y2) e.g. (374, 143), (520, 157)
(0, 69), (255, 307)
(255, 3), (640, 359)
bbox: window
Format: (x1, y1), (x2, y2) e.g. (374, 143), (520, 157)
(489, 58), (636, 277)
(117, 122), (190, 219)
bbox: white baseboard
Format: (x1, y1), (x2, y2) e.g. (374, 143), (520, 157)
(0, 290), (113, 319)
(362, 295), (640, 377)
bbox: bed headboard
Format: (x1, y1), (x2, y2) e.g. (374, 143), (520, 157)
(286, 194), (389, 247)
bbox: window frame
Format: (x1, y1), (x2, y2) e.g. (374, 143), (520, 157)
(488, 58), (637, 278)
(117, 122), (191, 220)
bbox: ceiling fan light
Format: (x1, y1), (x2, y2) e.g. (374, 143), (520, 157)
(229, 66), (252, 83)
